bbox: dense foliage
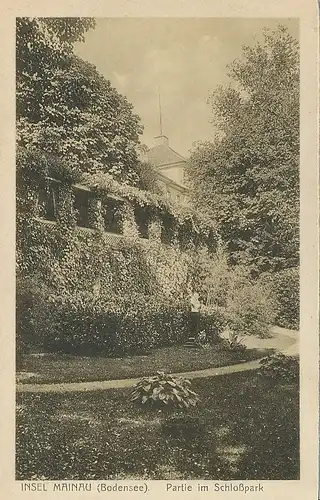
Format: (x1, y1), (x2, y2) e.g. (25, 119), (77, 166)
(17, 17), (144, 184)
(190, 246), (276, 337)
(16, 201), (274, 355)
(16, 223), (277, 355)
(270, 267), (299, 330)
(16, 256), (226, 357)
(16, 141), (223, 357)
(186, 26), (299, 276)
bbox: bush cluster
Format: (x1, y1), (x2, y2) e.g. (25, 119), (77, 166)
(225, 279), (276, 338)
(191, 247), (276, 338)
(259, 353), (299, 384)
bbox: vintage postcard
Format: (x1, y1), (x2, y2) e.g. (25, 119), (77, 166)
(0, 0), (318, 499)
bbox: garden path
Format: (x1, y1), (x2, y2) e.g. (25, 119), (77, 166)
(16, 327), (298, 394)
(242, 326), (299, 356)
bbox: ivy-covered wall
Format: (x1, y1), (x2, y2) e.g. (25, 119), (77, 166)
(16, 148), (221, 354)
(17, 148), (217, 283)
(17, 192), (215, 296)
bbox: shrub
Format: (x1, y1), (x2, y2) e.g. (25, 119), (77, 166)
(259, 353), (299, 383)
(131, 372), (200, 410)
(200, 307), (226, 344)
(225, 279), (275, 338)
(16, 275), (49, 366)
(48, 295), (189, 356)
(268, 267), (299, 330)
(146, 300), (190, 348)
(220, 331), (247, 355)
(16, 277), (35, 348)
(191, 247), (276, 338)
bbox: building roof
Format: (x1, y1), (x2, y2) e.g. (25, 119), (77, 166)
(157, 171), (188, 192)
(147, 144), (186, 168)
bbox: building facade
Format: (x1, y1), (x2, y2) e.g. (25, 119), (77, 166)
(145, 135), (188, 205)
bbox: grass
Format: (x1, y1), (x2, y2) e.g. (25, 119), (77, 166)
(17, 344), (272, 384)
(16, 370), (299, 480)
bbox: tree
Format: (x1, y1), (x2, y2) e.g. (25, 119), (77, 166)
(135, 160), (164, 195)
(16, 17), (144, 185)
(16, 17), (96, 119)
(187, 26), (299, 275)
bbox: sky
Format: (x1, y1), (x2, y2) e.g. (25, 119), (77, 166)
(74, 18), (299, 157)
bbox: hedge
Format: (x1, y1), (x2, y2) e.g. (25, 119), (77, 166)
(16, 289), (225, 357)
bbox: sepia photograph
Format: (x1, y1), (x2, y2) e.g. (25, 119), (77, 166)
(15, 16), (300, 481)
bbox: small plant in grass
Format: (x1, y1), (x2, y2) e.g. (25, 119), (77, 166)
(131, 371), (200, 410)
(259, 353), (299, 383)
(195, 331), (210, 349)
(220, 328), (247, 355)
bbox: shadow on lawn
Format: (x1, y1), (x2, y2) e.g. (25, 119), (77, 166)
(16, 371), (299, 481)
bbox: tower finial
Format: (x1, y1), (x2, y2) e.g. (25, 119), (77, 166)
(158, 87), (163, 136)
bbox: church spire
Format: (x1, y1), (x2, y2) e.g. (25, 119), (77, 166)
(155, 88), (169, 146)
(158, 87), (163, 136)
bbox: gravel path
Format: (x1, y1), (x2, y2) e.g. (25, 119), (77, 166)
(242, 326), (299, 356)
(16, 359), (262, 393)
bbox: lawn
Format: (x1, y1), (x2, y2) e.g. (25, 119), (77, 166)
(17, 345), (272, 384)
(16, 371), (299, 480)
